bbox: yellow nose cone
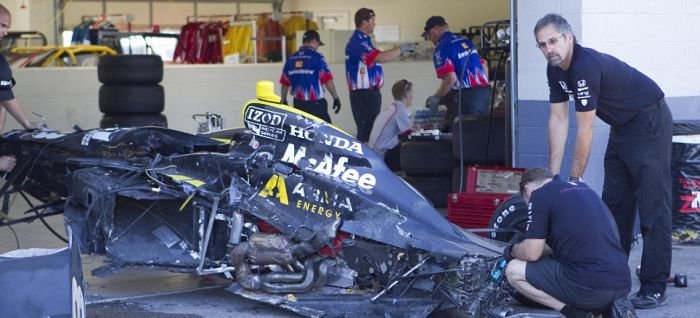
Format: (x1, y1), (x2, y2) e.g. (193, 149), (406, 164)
(256, 80), (281, 103)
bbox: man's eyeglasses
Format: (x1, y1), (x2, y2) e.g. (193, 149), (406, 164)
(536, 35), (565, 50)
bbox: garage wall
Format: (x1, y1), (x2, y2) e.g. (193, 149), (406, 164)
(9, 61), (438, 136)
(515, 0), (700, 194)
(283, 0), (510, 41)
(9, 0), (509, 44)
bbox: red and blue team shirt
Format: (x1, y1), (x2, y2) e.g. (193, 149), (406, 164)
(345, 29), (383, 90)
(279, 46), (334, 101)
(433, 31), (488, 89)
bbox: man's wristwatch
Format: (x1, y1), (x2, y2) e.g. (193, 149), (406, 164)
(568, 176), (582, 183)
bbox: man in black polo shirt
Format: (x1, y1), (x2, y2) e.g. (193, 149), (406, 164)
(504, 168), (631, 318)
(533, 14), (672, 309)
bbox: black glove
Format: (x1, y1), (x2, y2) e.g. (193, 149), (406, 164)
(502, 244), (515, 262)
(333, 97), (341, 113)
(425, 95), (441, 112)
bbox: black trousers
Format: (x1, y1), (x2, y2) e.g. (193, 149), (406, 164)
(441, 86), (491, 132)
(294, 98), (332, 123)
(602, 98), (673, 294)
(384, 143), (401, 172)
(349, 89), (381, 143)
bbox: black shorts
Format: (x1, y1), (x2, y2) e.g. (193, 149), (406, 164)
(526, 257), (628, 310)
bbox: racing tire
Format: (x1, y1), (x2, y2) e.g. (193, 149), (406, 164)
(403, 175), (451, 208)
(487, 193), (528, 242)
(451, 115), (505, 165)
(100, 114), (168, 128)
(99, 84), (165, 115)
(400, 140), (453, 176)
(97, 55), (164, 84)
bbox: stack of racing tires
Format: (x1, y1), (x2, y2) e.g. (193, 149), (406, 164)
(97, 55), (167, 128)
(399, 114), (507, 208)
(400, 137), (453, 208)
(451, 114), (506, 192)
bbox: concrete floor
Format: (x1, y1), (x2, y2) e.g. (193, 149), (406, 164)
(0, 192), (698, 317)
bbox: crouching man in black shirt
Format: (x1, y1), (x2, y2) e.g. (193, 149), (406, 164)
(504, 168), (631, 318)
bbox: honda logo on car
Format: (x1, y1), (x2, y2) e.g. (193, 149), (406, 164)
(288, 124), (364, 154)
(245, 106), (287, 141)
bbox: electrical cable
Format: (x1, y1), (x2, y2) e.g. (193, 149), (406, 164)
(6, 223), (20, 250)
(483, 48), (508, 165)
(456, 33), (509, 192)
(17, 191), (67, 243)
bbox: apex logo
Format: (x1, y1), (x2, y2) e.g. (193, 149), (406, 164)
(679, 191), (700, 213)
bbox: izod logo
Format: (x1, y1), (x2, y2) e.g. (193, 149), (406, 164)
(245, 106), (286, 127)
(245, 106), (288, 141)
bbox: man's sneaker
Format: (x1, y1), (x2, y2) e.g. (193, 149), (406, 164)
(630, 291), (667, 309)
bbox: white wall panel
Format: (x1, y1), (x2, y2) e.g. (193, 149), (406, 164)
(9, 61), (438, 135)
(284, 0), (509, 41)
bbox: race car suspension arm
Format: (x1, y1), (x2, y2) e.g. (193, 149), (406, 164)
(370, 256), (431, 302)
(196, 196), (234, 276)
(0, 198), (64, 227)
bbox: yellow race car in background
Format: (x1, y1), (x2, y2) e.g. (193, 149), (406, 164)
(6, 45), (117, 67)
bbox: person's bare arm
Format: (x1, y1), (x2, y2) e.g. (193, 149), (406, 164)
(324, 80), (339, 99)
(280, 85), (290, 104)
(433, 72), (457, 97)
(0, 107), (7, 132)
(543, 243), (553, 256)
(375, 47), (401, 63)
(570, 110), (596, 178)
(0, 98), (32, 129)
(548, 102), (569, 174)
(511, 238), (546, 262)
(0, 156), (16, 172)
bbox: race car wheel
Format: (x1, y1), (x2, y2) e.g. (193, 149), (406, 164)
(97, 55), (163, 84)
(488, 193), (528, 242)
(99, 84), (164, 115)
(100, 114), (168, 128)
(400, 140), (453, 175)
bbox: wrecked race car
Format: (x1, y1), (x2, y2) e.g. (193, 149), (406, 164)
(0, 85), (546, 318)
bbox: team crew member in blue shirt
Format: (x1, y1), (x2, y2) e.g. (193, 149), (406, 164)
(345, 8), (416, 142)
(280, 30), (340, 123)
(422, 16), (490, 132)
(504, 168), (631, 318)
(0, 4), (40, 171)
(534, 14), (672, 309)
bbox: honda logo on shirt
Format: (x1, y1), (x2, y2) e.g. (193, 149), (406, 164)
(577, 79), (587, 88)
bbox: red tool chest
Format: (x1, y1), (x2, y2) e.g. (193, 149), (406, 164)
(447, 166), (525, 230)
